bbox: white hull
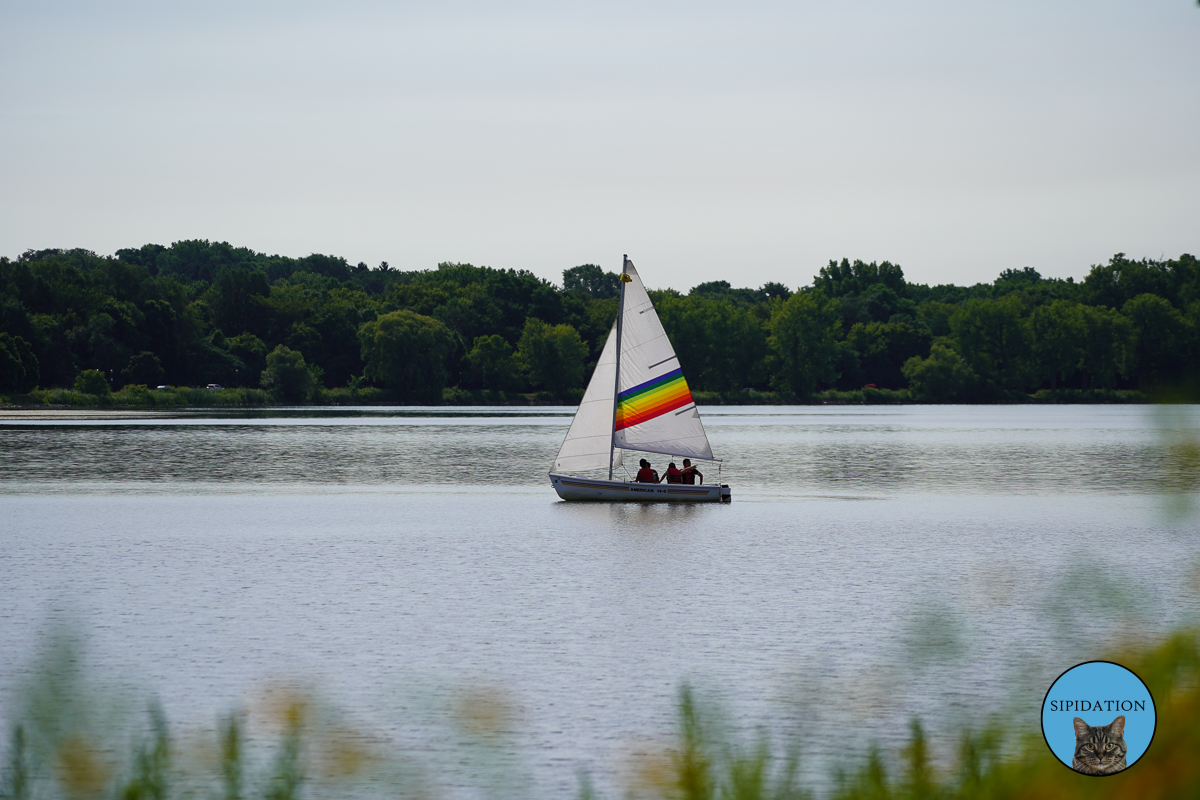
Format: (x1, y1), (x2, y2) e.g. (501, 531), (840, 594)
(549, 473), (731, 503)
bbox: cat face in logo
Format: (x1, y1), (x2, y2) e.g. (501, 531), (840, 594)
(1071, 715), (1127, 775)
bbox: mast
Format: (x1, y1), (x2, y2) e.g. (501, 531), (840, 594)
(608, 254), (628, 480)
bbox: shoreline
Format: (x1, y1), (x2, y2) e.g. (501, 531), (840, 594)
(0, 387), (1160, 413)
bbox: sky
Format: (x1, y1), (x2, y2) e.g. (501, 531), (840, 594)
(2, 0), (1197, 291)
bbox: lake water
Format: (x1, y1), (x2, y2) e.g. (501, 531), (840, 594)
(1, 405), (1198, 798)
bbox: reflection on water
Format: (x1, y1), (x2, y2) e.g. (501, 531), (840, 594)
(0, 405), (1194, 495)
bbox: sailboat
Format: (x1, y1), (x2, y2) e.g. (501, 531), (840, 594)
(548, 256), (732, 503)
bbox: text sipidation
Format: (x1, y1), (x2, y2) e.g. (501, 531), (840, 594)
(1049, 699), (1146, 712)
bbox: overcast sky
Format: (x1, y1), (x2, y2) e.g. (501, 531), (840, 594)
(2, 0), (1197, 291)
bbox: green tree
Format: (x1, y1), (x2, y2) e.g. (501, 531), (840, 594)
(139, 299), (184, 383)
(0, 295), (35, 343)
(568, 296), (619, 363)
(463, 334), (521, 391)
(209, 268), (270, 337)
(832, 283), (914, 331)
(76, 312), (131, 379)
(814, 258), (907, 298)
(121, 351), (164, 387)
(358, 310), (455, 403)
(303, 292), (372, 387)
(28, 314), (76, 388)
(0, 333), (40, 393)
(1186, 301), (1200, 391)
(902, 344), (977, 402)
(917, 301), (958, 337)
(227, 333), (268, 387)
(254, 284), (317, 345)
(658, 297), (769, 392)
(1122, 293), (1188, 389)
(563, 264), (620, 299)
(767, 291), (841, 397)
(1028, 300), (1086, 389)
(1083, 252), (1174, 309)
(760, 282), (792, 302)
(74, 368), (111, 396)
(1077, 305), (1134, 390)
(845, 321), (931, 389)
(0, 336), (25, 394)
(949, 296), (1033, 392)
(185, 333), (247, 389)
(260, 345), (318, 403)
(517, 319), (588, 398)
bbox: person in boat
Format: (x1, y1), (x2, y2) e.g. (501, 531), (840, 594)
(635, 459), (660, 483)
(680, 459), (703, 485)
(664, 462), (682, 483)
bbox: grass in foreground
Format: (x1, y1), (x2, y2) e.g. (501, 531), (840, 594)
(2, 626), (1198, 800)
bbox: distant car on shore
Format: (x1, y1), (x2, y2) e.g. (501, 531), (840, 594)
(155, 385), (170, 390)
(206, 383), (224, 390)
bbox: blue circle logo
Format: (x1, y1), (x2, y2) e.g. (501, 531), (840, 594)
(1041, 661), (1155, 775)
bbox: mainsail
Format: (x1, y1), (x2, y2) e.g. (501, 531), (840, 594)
(551, 259), (715, 474)
(611, 261), (714, 461)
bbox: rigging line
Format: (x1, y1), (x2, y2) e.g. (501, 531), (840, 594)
(614, 445), (723, 462)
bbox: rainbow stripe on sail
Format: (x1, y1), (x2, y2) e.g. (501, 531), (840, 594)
(615, 368), (694, 431)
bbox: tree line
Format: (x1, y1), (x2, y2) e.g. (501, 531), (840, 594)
(1, 240), (1197, 403)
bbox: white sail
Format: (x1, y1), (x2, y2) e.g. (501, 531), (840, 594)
(613, 261), (715, 461)
(551, 258), (716, 475)
(551, 319), (624, 473)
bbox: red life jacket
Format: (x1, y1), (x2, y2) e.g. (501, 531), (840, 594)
(665, 467), (682, 483)
(636, 467), (658, 483)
